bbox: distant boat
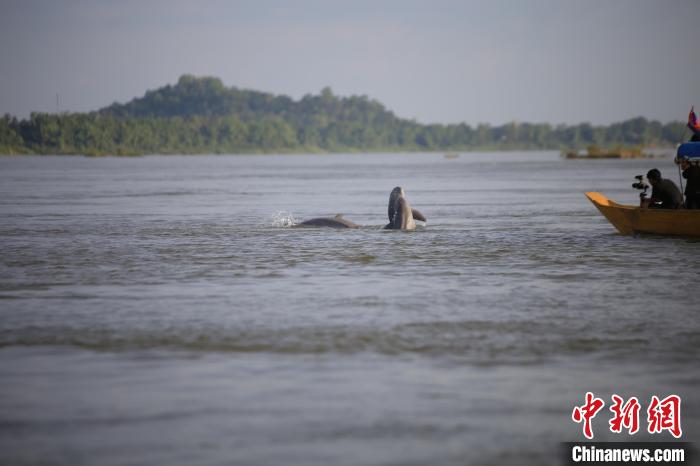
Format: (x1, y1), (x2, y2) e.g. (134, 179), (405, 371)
(585, 192), (700, 237)
(563, 145), (650, 159)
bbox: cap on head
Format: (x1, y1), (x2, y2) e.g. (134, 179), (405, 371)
(646, 168), (661, 181)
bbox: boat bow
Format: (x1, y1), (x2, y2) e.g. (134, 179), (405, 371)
(585, 192), (700, 237)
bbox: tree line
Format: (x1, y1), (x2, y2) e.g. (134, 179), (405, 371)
(0, 75), (689, 155)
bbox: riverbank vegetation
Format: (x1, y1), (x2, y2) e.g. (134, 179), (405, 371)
(0, 75), (688, 155)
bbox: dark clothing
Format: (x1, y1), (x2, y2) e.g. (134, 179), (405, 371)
(682, 165), (700, 209)
(650, 178), (683, 209)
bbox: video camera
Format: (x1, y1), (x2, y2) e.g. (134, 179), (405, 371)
(632, 175), (648, 202)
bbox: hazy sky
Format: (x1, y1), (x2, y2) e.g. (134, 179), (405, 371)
(1, 0), (698, 125)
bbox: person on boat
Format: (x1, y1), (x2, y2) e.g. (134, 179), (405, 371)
(680, 159), (700, 209)
(643, 169), (682, 209)
(689, 106), (700, 142)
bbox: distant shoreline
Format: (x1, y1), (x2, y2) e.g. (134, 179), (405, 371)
(1, 75), (688, 157)
(0, 147), (677, 158)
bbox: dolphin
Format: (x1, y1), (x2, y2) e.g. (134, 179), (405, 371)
(298, 214), (359, 229)
(385, 187), (426, 230)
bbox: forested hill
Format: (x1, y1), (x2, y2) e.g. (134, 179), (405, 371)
(0, 75), (689, 155)
(102, 75), (301, 119)
(101, 75), (395, 123)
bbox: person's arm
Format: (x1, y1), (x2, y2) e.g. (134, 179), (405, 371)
(644, 186), (662, 208)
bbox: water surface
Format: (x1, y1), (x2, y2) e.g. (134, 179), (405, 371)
(0, 152), (697, 465)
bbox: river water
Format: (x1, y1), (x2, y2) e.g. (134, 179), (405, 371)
(0, 152), (697, 465)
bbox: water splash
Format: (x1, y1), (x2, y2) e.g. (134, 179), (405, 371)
(271, 211), (297, 227)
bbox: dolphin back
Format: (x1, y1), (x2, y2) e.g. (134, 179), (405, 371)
(387, 187), (402, 226)
(299, 215), (359, 228)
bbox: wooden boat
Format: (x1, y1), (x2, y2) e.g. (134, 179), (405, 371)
(585, 192), (700, 237)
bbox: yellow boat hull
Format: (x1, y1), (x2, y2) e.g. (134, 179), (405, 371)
(585, 192), (700, 237)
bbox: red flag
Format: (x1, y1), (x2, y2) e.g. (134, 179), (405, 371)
(689, 106), (699, 131)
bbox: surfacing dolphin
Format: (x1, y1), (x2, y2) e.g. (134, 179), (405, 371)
(298, 214), (359, 229)
(385, 187), (426, 230)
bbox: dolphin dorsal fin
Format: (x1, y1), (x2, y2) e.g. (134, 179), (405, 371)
(335, 214), (343, 218)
